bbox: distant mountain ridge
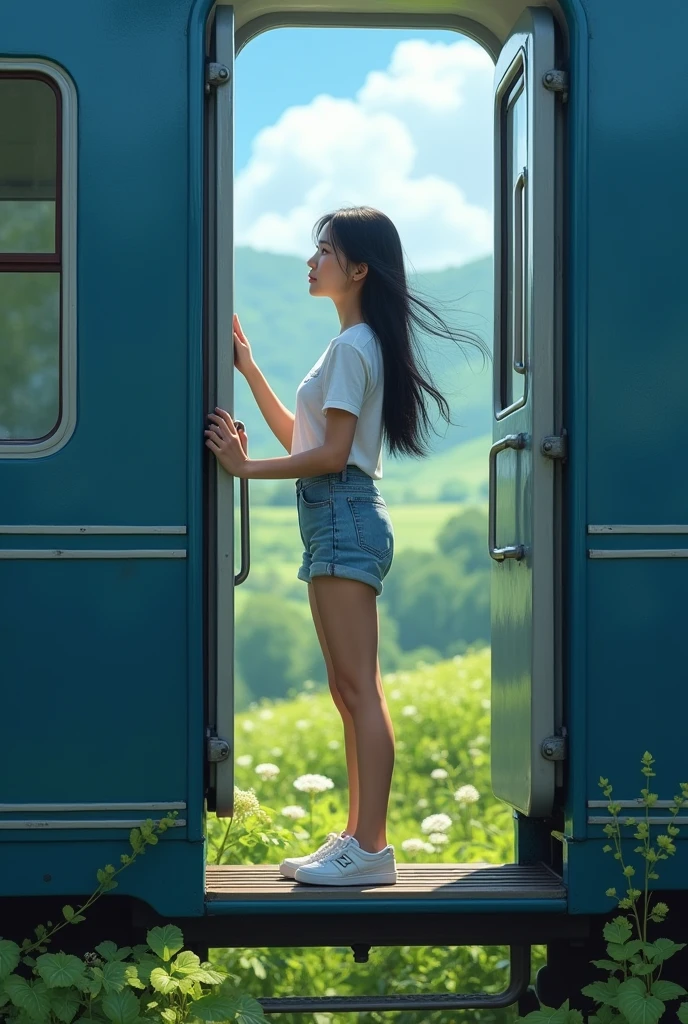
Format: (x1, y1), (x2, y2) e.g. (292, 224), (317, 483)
(234, 247), (494, 473)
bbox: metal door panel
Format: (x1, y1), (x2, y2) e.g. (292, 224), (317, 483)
(490, 7), (558, 817)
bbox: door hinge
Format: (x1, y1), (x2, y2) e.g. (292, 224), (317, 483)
(543, 69), (568, 102)
(541, 731), (567, 762)
(206, 62), (231, 93)
(207, 735), (230, 763)
(541, 429), (568, 462)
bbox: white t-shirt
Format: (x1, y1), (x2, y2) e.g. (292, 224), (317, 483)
(291, 323), (384, 479)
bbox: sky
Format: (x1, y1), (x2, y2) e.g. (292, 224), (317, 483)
(234, 27), (494, 272)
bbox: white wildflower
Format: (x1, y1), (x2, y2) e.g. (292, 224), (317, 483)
(471, 679), (483, 690)
(401, 838), (427, 854)
(431, 768), (448, 780)
(421, 813), (452, 835)
(233, 787), (260, 821)
(242, 720), (255, 732)
(401, 705), (418, 717)
(293, 774), (334, 794)
(454, 784), (480, 805)
(236, 754), (253, 767)
(327, 739), (340, 751)
(390, 690), (401, 700)
(295, 719), (311, 730)
(480, 698), (491, 710)
(255, 762), (280, 781)
(259, 709), (274, 720)
(281, 805), (306, 821)
(417, 798), (429, 809)
(428, 832), (449, 845)
(422, 841), (435, 853)
(271, 747), (283, 757)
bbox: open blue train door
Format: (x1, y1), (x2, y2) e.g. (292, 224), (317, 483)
(205, 4), (243, 820)
(490, 7), (562, 817)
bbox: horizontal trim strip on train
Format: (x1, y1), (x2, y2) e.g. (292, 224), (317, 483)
(0, 819), (187, 830)
(587, 799), (681, 808)
(0, 802), (186, 812)
(588, 549), (688, 559)
(588, 525), (688, 534)
(0, 526), (187, 535)
(0, 550), (187, 559)
(589, 816), (688, 825)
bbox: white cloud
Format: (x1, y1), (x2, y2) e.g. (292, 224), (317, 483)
(235, 38), (494, 272)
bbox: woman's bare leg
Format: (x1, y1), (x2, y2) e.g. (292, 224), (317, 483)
(311, 576), (395, 853)
(307, 583), (358, 836)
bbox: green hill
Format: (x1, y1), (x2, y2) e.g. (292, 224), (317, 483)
(234, 247), (494, 468)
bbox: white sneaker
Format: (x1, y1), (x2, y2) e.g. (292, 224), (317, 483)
(294, 836), (397, 886)
(279, 831), (346, 879)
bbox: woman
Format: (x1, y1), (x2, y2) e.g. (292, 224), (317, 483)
(205, 206), (486, 886)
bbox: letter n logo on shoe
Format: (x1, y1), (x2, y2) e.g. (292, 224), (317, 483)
(335, 853), (354, 868)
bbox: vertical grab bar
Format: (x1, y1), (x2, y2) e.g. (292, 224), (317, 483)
(512, 169), (527, 374)
(488, 432), (528, 561)
(233, 420), (250, 585)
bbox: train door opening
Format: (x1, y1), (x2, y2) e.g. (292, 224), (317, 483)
(203, 1), (564, 910)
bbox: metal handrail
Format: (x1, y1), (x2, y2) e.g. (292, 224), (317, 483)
(233, 420), (250, 586)
(488, 432), (528, 561)
(258, 945), (530, 1013)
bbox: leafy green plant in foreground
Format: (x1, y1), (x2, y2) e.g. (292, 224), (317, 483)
(517, 752), (688, 1024)
(0, 814), (264, 1024)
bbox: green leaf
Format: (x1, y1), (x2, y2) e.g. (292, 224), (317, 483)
(160, 1010), (177, 1024)
(651, 981), (686, 1001)
(48, 987), (81, 1024)
(5, 978), (52, 1022)
(0, 939), (21, 979)
(62, 906), (75, 923)
(101, 962), (129, 994)
(79, 969), (103, 998)
(646, 939), (686, 963)
(677, 1003), (688, 1023)
(588, 1006), (617, 1024)
(197, 964), (227, 985)
(124, 966), (145, 991)
(604, 919), (633, 945)
(608, 941), (645, 962)
(232, 994), (266, 1024)
(95, 943), (121, 963)
(101, 988), (140, 1024)
(149, 968), (179, 995)
(617, 978), (665, 1024)
(592, 960), (624, 972)
(130, 958), (157, 987)
(171, 951), (201, 975)
(582, 979), (621, 1007)
(193, 993), (247, 1021)
(36, 953), (86, 989)
(146, 926), (184, 963)
(629, 964), (655, 977)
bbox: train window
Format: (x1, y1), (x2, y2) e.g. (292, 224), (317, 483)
(0, 65), (76, 454)
(496, 58), (528, 413)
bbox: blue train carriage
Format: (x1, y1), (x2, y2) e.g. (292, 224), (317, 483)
(2, 0), (687, 1014)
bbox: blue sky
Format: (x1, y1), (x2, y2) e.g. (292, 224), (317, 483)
(235, 28), (469, 170)
(234, 27), (494, 271)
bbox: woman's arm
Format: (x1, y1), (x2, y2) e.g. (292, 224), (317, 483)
(206, 408), (357, 480)
(243, 362), (295, 453)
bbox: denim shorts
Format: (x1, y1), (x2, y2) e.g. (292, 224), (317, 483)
(295, 465), (394, 596)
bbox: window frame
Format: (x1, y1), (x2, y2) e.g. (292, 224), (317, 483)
(0, 59), (77, 458)
(494, 47), (529, 420)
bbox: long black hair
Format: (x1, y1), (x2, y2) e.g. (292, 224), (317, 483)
(313, 206), (490, 459)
